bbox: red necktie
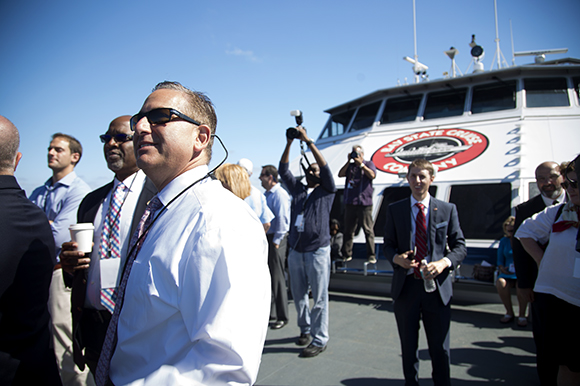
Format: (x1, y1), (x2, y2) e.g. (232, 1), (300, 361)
(414, 202), (427, 278)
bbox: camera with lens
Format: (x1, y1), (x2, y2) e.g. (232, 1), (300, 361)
(286, 110), (304, 140)
(350, 150), (361, 159)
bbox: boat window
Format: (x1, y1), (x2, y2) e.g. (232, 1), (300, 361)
(374, 185), (437, 237)
(319, 109), (355, 139)
(573, 76), (580, 104)
(525, 77), (569, 107)
(471, 80), (516, 114)
(350, 101), (382, 131)
(423, 88), (467, 120)
(380, 95), (422, 124)
(449, 183), (511, 240)
(330, 189), (345, 229)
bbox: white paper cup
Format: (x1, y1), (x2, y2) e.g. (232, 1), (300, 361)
(69, 223), (94, 253)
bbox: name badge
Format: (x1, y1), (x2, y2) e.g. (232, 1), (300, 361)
(100, 258), (121, 289)
(295, 213), (305, 232)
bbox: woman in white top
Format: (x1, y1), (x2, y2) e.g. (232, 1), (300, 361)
(516, 161), (580, 386)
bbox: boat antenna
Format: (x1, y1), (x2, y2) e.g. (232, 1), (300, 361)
(403, 0), (429, 83)
(510, 19), (515, 66)
(490, 0), (509, 70)
(465, 34), (485, 73)
(514, 48), (569, 64)
(444, 47), (462, 78)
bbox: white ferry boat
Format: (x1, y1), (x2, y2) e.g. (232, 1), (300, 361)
(291, 56), (580, 279)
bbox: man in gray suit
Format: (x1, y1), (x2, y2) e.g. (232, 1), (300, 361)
(384, 158), (466, 386)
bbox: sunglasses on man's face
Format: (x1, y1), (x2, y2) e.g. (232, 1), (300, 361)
(99, 133), (134, 144)
(130, 108), (201, 131)
(563, 180), (578, 190)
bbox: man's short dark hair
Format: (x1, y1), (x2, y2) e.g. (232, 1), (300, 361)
(52, 133), (83, 165)
(153, 81), (217, 161)
(262, 164), (278, 182)
(408, 158), (435, 177)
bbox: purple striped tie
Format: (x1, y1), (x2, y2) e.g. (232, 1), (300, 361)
(99, 182), (126, 313)
(414, 203), (427, 278)
(95, 196), (163, 386)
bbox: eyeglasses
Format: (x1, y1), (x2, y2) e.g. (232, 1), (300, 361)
(130, 108), (201, 131)
(99, 133), (134, 144)
(563, 180), (578, 190)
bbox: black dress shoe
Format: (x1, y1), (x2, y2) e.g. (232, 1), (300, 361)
(296, 333), (310, 346)
(300, 343), (326, 358)
(270, 320), (287, 330)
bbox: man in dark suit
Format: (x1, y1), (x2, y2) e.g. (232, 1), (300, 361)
(384, 158), (466, 386)
(513, 161), (565, 386)
(60, 116), (156, 376)
(0, 115), (62, 385)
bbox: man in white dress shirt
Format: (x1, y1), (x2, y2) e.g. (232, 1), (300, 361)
(101, 81), (270, 386)
(60, 116), (156, 376)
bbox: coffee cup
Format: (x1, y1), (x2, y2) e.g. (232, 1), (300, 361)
(69, 223), (94, 253)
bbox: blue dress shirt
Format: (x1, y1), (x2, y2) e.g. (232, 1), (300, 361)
(29, 171), (91, 258)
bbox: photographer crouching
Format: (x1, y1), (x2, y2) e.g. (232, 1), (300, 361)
(338, 145), (377, 263)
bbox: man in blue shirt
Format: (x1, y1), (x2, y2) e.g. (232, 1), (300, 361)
(30, 133), (91, 386)
(279, 127), (336, 358)
(260, 164), (291, 330)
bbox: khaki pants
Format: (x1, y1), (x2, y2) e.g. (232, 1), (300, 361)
(48, 269), (95, 386)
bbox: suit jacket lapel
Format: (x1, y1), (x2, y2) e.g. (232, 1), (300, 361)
(429, 197), (438, 259)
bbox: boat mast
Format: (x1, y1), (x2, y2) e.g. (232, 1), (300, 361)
(491, 0), (509, 70)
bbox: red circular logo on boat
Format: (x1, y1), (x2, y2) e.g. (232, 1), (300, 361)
(371, 128), (489, 174)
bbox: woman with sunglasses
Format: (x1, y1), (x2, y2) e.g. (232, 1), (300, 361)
(516, 161), (580, 386)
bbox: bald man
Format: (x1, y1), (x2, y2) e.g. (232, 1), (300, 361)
(0, 116), (62, 385)
(513, 161), (566, 386)
(60, 116), (156, 376)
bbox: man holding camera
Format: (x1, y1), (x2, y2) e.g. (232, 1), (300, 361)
(338, 145), (377, 263)
(279, 126), (336, 358)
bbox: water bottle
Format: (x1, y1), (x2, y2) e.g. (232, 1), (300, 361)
(421, 259), (437, 293)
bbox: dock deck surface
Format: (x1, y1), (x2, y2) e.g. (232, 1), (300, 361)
(257, 288), (537, 386)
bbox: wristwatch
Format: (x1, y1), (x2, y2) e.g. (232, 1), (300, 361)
(306, 139), (315, 146)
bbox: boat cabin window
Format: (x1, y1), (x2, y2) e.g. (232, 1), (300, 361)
(423, 88), (467, 120)
(350, 101), (382, 131)
(448, 183), (511, 240)
(320, 109), (355, 139)
(374, 185), (437, 237)
(524, 77), (569, 107)
(573, 76), (580, 103)
(471, 80), (517, 114)
(380, 95), (422, 124)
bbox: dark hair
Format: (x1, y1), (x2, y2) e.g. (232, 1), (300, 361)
(330, 218), (341, 230)
(52, 133), (83, 165)
(408, 158), (435, 177)
(153, 81), (217, 161)
(261, 164), (279, 182)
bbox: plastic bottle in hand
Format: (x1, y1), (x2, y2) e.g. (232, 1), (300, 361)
(421, 259), (436, 293)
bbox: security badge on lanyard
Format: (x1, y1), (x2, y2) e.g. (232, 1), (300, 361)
(295, 213), (305, 232)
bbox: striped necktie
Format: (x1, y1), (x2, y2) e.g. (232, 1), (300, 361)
(95, 196), (163, 386)
(414, 202), (427, 278)
(99, 182), (126, 313)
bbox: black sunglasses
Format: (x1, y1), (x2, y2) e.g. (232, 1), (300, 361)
(99, 133), (134, 143)
(130, 108), (201, 131)
(563, 180), (578, 190)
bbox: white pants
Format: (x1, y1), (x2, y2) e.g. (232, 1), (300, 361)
(48, 269), (95, 386)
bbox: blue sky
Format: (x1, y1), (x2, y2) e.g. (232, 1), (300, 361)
(1, 0), (578, 194)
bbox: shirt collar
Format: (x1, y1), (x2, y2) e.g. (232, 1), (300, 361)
(157, 165), (209, 207)
(47, 171), (78, 189)
(114, 170), (145, 192)
(410, 194), (430, 210)
(541, 190), (566, 207)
